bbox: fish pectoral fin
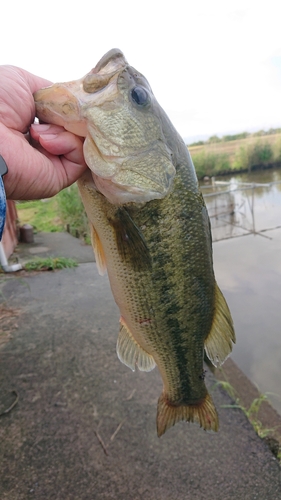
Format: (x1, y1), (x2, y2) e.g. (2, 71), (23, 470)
(116, 320), (156, 372)
(110, 208), (152, 272)
(90, 224), (107, 276)
(204, 282), (236, 367)
(157, 392), (219, 437)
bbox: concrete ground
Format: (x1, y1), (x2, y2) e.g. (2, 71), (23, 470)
(0, 233), (281, 499)
(8, 231), (95, 265)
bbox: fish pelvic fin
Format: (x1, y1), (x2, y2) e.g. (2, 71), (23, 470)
(90, 224), (107, 276)
(157, 392), (219, 437)
(116, 319), (156, 372)
(204, 282), (236, 367)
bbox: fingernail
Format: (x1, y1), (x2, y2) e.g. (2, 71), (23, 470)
(31, 123), (51, 131)
(39, 133), (58, 140)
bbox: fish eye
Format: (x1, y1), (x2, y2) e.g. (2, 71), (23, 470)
(131, 86), (150, 106)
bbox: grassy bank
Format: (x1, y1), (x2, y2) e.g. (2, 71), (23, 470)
(17, 185), (90, 242)
(189, 131), (281, 178)
(16, 198), (63, 233)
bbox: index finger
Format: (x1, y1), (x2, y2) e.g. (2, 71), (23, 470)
(8, 66), (53, 94)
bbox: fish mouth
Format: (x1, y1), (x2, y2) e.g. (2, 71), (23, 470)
(34, 83), (88, 136)
(34, 48), (128, 135)
(81, 168), (159, 206)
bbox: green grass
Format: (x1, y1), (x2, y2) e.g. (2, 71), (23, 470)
(212, 381), (275, 438)
(212, 379), (281, 459)
(56, 184), (90, 243)
(16, 198), (64, 233)
(24, 256), (78, 271)
(16, 184), (91, 243)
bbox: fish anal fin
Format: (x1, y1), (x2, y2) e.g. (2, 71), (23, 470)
(157, 392), (218, 437)
(204, 283), (236, 367)
(116, 319), (156, 372)
(90, 224), (107, 276)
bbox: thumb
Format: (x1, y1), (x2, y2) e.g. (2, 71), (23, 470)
(31, 123), (87, 166)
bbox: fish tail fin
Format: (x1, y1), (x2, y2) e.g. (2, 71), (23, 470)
(156, 392), (219, 437)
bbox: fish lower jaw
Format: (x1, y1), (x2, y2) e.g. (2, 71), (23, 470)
(92, 173), (166, 205)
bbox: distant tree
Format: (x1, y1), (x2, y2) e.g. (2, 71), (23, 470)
(249, 142), (273, 167)
(222, 132), (249, 141)
(267, 127), (281, 135)
(208, 135), (221, 143)
(253, 130), (265, 137)
(188, 127), (281, 148)
(188, 140), (205, 147)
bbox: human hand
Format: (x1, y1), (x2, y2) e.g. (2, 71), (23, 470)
(0, 65), (87, 200)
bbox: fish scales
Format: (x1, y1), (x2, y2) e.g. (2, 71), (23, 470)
(124, 177), (215, 400)
(78, 163), (217, 431)
(34, 48), (235, 436)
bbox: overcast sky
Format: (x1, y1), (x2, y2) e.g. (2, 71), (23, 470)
(2, 0), (281, 143)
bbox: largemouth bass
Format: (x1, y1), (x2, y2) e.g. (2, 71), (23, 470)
(34, 49), (235, 436)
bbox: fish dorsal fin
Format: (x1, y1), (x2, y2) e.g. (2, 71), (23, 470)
(90, 224), (107, 276)
(116, 319), (156, 372)
(204, 283), (236, 367)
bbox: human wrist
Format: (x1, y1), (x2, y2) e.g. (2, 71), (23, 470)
(0, 155), (8, 240)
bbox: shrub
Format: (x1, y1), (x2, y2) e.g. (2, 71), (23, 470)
(191, 151), (231, 178)
(232, 146), (249, 171)
(56, 184), (90, 241)
(248, 142), (273, 168)
(273, 137), (281, 163)
(208, 135), (221, 144)
(222, 132), (249, 141)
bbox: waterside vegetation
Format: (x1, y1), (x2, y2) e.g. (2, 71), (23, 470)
(213, 379), (281, 460)
(188, 128), (281, 179)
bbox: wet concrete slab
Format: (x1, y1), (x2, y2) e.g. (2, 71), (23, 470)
(213, 227), (281, 414)
(0, 264), (280, 500)
(10, 232), (95, 265)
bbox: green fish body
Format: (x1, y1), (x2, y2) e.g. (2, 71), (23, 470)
(34, 49), (235, 436)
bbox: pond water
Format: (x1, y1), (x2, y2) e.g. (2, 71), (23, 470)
(202, 168), (281, 415)
(201, 168), (281, 242)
